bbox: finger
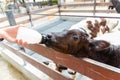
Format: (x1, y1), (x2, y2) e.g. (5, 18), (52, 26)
(16, 39), (22, 45)
(16, 39), (20, 44)
(22, 41), (29, 47)
(17, 39), (29, 46)
(15, 39), (18, 43)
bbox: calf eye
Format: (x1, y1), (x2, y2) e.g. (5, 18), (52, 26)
(72, 35), (79, 41)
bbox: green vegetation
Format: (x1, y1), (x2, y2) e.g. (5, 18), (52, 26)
(52, 0), (58, 5)
(42, 0), (58, 6)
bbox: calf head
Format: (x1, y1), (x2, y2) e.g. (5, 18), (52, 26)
(45, 29), (111, 59)
(45, 29), (89, 56)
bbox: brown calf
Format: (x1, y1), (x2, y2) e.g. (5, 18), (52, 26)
(45, 29), (120, 68)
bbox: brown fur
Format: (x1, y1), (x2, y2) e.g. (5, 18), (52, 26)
(86, 18), (109, 38)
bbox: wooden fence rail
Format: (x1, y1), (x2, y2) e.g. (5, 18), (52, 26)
(0, 6), (58, 28)
(1, 43), (120, 80)
(60, 2), (112, 7)
(59, 2), (116, 14)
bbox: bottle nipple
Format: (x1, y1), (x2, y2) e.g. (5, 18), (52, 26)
(40, 34), (48, 44)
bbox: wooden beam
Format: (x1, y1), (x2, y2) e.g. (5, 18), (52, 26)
(1, 43), (71, 80)
(1, 43), (120, 80)
(24, 44), (120, 80)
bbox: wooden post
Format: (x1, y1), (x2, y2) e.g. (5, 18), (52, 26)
(93, 0), (96, 16)
(5, 10), (16, 26)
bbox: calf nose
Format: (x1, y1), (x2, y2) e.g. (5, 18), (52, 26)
(46, 33), (57, 42)
(47, 34), (52, 39)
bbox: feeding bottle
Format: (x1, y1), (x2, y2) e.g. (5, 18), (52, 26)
(16, 27), (47, 44)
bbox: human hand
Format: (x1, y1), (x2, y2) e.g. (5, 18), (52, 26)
(16, 39), (28, 46)
(0, 25), (26, 43)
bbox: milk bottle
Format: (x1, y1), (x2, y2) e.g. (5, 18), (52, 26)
(16, 27), (47, 44)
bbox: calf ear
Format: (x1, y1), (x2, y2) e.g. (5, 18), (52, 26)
(89, 40), (110, 51)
